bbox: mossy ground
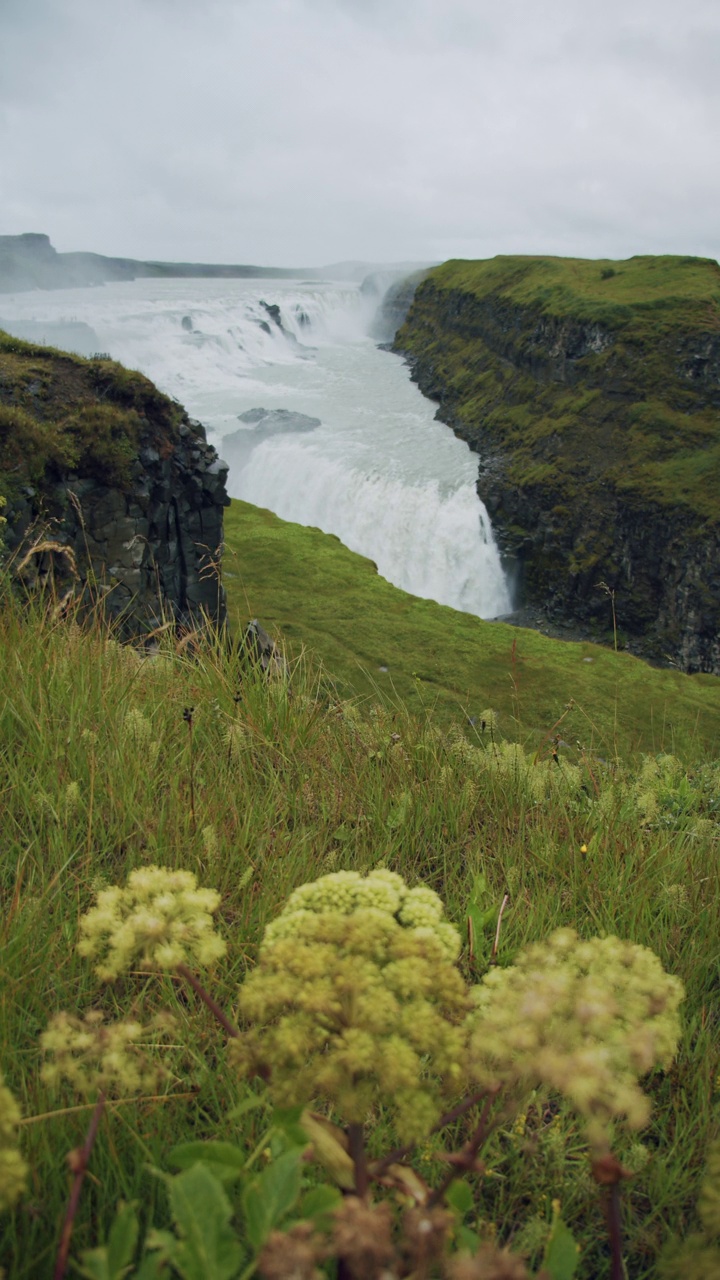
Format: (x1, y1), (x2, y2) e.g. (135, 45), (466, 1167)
(222, 499), (720, 765)
(0, 330), (185, 498)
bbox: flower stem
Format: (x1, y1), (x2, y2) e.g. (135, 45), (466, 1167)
(53, 1091), (105, 1280)
(606, 1182), (624, 1280)
(369, 1089), (490, 1178)
(426, 1094), (494, 1209)
(347, 1122), (368, 1200)
(176, 963), (240, 1039)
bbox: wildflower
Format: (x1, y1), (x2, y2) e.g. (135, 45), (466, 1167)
(64, 781), (82, 814)
(664, 884), (689, 911)
(41, 1010), (177, 1098)
(77, 865), (226, 980)
(122, 708), (159, 764)
(201, 825), (219, 864)
(331, 1197), (396, 1277)
(403, 1205), (454, 1268)
(0, 1072), (28, 1211)
(466, 929), (684, 1151)
(223, 721), (248, 761)
(448, 1246), (529, 1279)
(234, 870), (468, 1140)
(122, 707), (153, 747)
(259, 1222), (325, 1280)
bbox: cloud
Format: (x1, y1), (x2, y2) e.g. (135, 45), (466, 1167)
(1, 0), (719, 263)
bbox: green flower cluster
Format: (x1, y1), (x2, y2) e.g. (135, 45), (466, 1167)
(41, 1010), (177, 1099)
(234, 870), (468, 1139)
(446, 731), (581, 802)
(466, 928), (684, 1149)
(77, 865), (226, 980)
(0, 1071), (27, 1212)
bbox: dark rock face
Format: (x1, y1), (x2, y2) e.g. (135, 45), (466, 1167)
(8, 418), (230, 638)
(474, 448), (720, 672)
(395, 259), (720, 674)
(0, 335), (230, 638)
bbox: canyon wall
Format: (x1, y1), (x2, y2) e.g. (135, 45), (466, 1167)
(394, 255), (720, 673)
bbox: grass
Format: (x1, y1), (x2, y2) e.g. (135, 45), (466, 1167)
(222, 498), (720, 765)
(0, 329), (185, 500)
(427, 254), (720, 333)
(0, 576), (718, 1278)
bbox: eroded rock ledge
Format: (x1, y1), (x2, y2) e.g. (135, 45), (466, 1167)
(394, 255), (720, 674)
(0, 332), (229, 637)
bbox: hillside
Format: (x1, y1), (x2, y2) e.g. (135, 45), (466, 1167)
(394, 255), (720, 674)
(0, 342), (719, 1278)
(222, 498), (720, 764)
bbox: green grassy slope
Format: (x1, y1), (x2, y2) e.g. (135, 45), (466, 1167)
(1, 581), (718, 1279)
(223, 499), (720, 763)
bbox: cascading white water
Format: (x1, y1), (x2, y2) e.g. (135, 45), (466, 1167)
(0, 276), (512, 618)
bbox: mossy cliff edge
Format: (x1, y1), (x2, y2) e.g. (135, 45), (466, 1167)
(394, 255), (720, 674)
(0, 330), (229, 634)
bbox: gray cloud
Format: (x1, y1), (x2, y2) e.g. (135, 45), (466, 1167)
(1, 0), (719, 264)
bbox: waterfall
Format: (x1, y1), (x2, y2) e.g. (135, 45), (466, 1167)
(0, 275), (512, 619)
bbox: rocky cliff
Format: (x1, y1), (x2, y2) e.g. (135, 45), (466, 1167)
(394, 255), (720, 674)
(0, 329), (229, 637)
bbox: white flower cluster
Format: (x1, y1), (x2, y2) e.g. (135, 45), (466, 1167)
(41, 1010), (177, 1099)
(264, 870), (460, 962)
(0, 1071), (28, 1212)
(236, 871), (468, 1138)
(78, 865), (227, 980)
(467, 928), (684, 1149)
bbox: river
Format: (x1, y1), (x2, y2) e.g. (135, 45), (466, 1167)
(0, 276), (512, 618)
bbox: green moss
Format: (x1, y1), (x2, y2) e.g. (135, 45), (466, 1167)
(0, 329), (184, 498)
(396, 254), (720, 534)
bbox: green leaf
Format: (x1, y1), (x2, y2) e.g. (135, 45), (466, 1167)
(300, 1112), (355, 1189)
(543, 1213), (580, 1280)
(297, 1184), (342, 1225)
(386, 792), (410, 830)
(165, 1164), (244, 1280)
(444, 1180), (474, 1218)
(131, 1254), (171, 1280)
(242, 1149), (304, 1252)
(241, 1180), (274, 1254)
(168, 1141), (247, 1184)
(226, 1094), (270, 1123)
(75, 1201), (139, 1280)
(272, 1105), (310, 1148)
(466, 874), (498, 960)
(456, 1225), (481, 1254)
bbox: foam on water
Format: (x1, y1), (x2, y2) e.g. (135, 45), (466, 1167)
(0, 276), (512, 619)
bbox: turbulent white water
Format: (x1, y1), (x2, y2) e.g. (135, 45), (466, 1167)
(0, 277), (512, 618)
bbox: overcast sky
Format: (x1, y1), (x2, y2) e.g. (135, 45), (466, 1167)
(1, 0), (719, 266)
